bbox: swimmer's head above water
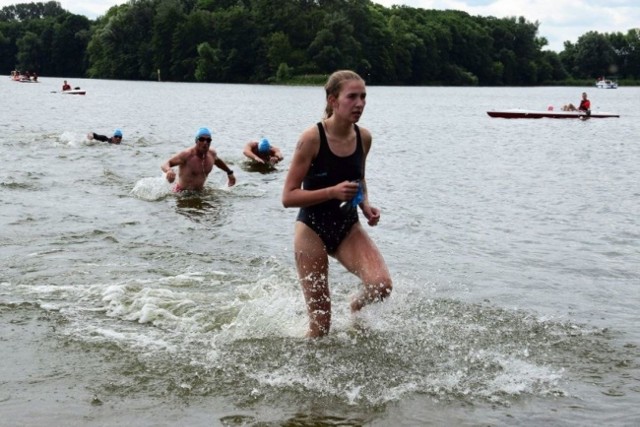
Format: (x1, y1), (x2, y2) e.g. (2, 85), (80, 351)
(258, 138), (271, 153)
(195, 127), (211, 141)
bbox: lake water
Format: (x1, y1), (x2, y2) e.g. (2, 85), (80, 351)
(1, 77), (639, 426)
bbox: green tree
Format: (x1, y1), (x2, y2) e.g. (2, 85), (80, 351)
(209, 5), (259, 82)
(622, 29), (640, 79)
(170, 9), (214, 80)
(571, 31), (617, 79)
(16, 31), (42, 71)
(151, 0), (185, 81)
(385, 13), (415, 84)
(607, 29), (639, 79)
(353, 3), (394, 84)
(49, 14), (91, 76)
(0, 1), (65, 21)
(194, 41), (220, 81)
(265, 31), (292, 74)
(86, 1), (155, 79)
(308, 11), (360, 73)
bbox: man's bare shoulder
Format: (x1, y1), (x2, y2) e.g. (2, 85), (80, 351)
(176, 146), (197, 159)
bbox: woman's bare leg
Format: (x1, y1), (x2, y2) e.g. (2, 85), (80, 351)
(335, 223), (392, 312)
(294, 222), (331, 338)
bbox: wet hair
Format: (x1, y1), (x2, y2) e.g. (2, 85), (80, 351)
(323, 70), (365, 119)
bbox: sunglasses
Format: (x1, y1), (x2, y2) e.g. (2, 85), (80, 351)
(198, 137), (212, 143)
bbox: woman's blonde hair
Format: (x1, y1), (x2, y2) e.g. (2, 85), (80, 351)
(323, 70), (364, 119)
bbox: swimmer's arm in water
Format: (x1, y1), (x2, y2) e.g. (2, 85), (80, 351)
(243, 141), (265, 164)
(270, 147), (284, 163)
(89, 132), (109, 142)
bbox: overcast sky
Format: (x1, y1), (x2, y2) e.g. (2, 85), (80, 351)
(1, 0), (638, 52)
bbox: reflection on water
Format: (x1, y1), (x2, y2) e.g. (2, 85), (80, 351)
(240, 160), (280, 175)
(175, 191), (223, 223)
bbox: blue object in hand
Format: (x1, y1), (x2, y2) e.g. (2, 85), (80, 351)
(340, 181), (363, 213)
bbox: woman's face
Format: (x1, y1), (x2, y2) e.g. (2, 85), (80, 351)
(332, 79), (366, 123)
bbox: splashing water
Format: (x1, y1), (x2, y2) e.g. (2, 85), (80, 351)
(131, 176), (172, 201)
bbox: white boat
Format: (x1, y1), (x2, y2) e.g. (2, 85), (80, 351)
(595, 78), (618, 89)
(61, 89), (86, 95)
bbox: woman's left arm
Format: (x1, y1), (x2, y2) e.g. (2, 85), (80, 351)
(358, 128), (380, 226)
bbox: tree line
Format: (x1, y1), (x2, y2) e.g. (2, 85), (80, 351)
(1, 0), (639, 85)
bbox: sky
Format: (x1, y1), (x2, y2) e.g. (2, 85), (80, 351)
(1, 0), (638, 52)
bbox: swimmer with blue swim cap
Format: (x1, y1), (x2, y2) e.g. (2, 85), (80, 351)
(244, 137), (283, 165)
(258, 138), (271, 153)
(87, 128), (123, 144)
(195, 127), (211, 140)
(160, 126), (236, 192)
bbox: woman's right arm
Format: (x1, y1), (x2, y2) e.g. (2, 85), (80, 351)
(282, 127), (356, 208)
(282, 128), (321, 208)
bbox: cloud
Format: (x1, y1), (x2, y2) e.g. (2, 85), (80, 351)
(0, 0), (127, 19)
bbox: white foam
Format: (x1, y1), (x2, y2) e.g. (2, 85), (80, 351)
(130, 176), (172, 201)
(56, 131), (89, 147)
(483, 354), (564, 396)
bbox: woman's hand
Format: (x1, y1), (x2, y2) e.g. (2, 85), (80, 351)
(362, 205), (380, 226)
(334, 180), (360, 201)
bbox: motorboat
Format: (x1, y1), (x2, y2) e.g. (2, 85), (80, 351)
(487, 109), (619, 119)
(595, 78), (618, 89)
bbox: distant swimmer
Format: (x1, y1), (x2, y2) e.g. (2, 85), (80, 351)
(161, 127), (236, 192)
(281, 70), (392, 338)
(243, 138), (283, 166)
(88, 129), (123, 144)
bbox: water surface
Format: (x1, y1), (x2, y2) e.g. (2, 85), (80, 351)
(1, 78), (639, 426)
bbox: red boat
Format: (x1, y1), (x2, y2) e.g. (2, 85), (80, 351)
(487, 109), (619, 119)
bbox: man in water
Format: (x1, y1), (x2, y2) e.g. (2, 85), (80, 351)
(161, 127), (236, 192)
(243, 138), (283, 166)
(88, 129), (123, 144)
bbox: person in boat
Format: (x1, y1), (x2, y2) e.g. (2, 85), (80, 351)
(88, 129), (124, 144)
(62, 80), (71, 91)
(161, 127), (236, 192)
(281, 69), (392, 338)
(562, 92), (590, 113)
(243, 137), (283, 166)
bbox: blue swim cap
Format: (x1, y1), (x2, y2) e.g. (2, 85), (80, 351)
(196, 127), (211, 139)
(258, 138), (271, 153)
(113, 129), (123, 137)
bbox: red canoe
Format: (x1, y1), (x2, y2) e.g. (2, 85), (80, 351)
(487, 109), (619, 119)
